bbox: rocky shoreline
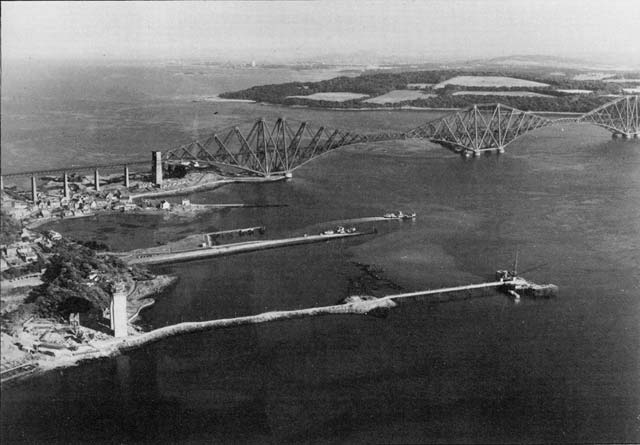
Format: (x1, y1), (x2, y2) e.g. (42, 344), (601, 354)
(1, 273), (178, 384)
(3, 293), (399, 385)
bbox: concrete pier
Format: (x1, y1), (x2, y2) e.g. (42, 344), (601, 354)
(63, 173), (70, 199)
(124, 165), (130, 188)
(152, 151), (163, 187)
(94, 169), (100, 192)
(0, 176), (3, 192)
(125, 230), (372, 265)
(31, 176), (37, 202)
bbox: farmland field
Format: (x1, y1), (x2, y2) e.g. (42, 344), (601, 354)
(452, 90), (553, 97)
(572, 73), (614, 81)
(603, 78), (640, 83)
(363, 90), (436, 104)
(434, 75), (549, 89)
(556, 89), (593, 94)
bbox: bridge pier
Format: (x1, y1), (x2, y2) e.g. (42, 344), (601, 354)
(94, 169), (100, 192)
(63, 172), (70, 199)
(0, 176), (3, 192)
(31, 176), (37, 202)
(124, 165), (130, 188)
(614, 132), (639, 139)
(152, 151), (163, 187)
(497, 146), (505, 154)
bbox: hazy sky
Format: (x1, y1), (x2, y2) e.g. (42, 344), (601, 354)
(2, 0), (639, 62)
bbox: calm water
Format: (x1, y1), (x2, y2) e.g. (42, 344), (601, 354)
(1, 64), (639, 443)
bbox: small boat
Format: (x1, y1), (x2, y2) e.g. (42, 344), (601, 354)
(383, 210), (416, 220)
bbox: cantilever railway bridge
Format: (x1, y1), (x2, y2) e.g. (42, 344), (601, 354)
(161, 95), (638, 176)
(162, 118), (404, 177)
(2, 95), (639, 182)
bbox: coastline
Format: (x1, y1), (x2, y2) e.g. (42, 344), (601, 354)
(1, 273), (178, 383)
(129, 175), (285, 199)
(126, 274), (178, 323)
(238, 101), (597, 115)
(23, 176), (285, 230)
(12, 295), (399, 379)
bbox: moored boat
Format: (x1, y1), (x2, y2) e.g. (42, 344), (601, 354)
(383, 210), (416, 220)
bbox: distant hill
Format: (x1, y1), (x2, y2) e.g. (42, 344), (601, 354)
(461, 54), (640, 71)
(471, 55), (596, 68)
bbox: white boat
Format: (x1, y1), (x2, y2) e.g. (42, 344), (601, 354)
(384, 211), (416, 220)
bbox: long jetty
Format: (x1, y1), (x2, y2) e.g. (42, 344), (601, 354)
(124, 231), (373, 265)
(17, 276), (550, 377)
(93, 279), (511, 355)
(384, 281), (504, 303)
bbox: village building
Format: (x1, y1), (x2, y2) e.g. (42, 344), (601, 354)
(94, 199), (109, 209)
(36, 236), (53, 249)
(46, 230), (62, 241)
(16, 244), (38, 262)
(123, 202), (138, 211)
(21, 229), (36, 242)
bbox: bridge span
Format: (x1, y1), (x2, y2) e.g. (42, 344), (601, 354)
(2, 95), (638, 199)
(161, 95), (639, 169)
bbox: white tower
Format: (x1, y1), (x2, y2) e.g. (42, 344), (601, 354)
(110, 285), (128, 338)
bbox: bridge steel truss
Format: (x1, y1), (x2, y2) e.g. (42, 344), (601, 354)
(406, 103), (553, 156)
(162, 97), (640, 175)
(163, 118), (401, 177)
(576, 95), (640, 138)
